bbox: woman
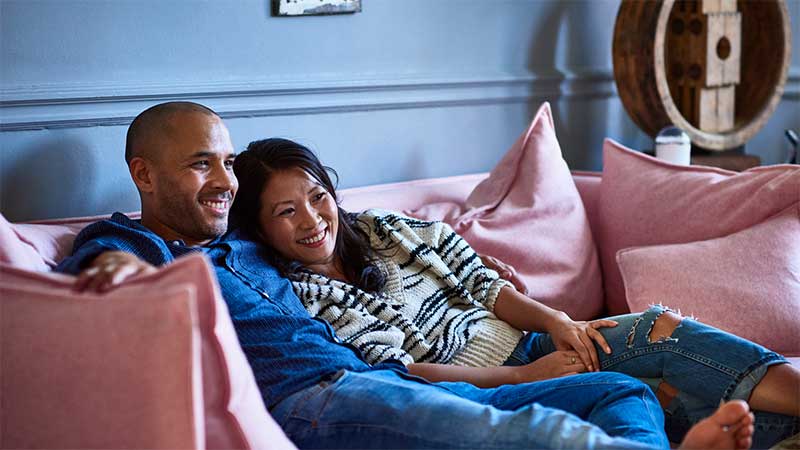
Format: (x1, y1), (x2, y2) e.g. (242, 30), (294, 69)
(231, 138), (798, 447)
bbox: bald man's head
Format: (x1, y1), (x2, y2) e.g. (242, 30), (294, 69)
(125, 101), (237, 246)
(125, 101), (220, 164)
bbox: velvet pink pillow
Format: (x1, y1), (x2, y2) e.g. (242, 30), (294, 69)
(0, 255), (296, 450)
(409, 102), (603, 320)
(599, 139), (800, 315)
(618, 205), (800, 356)
(1, 270), (204, 449)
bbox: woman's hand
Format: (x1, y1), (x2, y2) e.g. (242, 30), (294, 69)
(512, 350), (588, 383)
(478, 253), (528, 295)
(546, 315), (618, 372)
(75, 251), (157, 292)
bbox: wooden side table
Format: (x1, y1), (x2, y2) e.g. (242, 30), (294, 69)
(690, 145), (760, 171)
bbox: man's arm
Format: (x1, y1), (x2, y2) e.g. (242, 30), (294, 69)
(55, 216), (160, 291)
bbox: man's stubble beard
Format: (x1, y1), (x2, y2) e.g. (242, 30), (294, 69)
(156, 182), (228, 243)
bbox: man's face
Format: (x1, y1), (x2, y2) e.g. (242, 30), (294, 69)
(145, 113), (238, 246)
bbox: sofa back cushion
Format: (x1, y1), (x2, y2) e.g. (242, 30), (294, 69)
(599, 139), (800, 315)
(0, 255), (296, 450)
(405, 103), (603, 320)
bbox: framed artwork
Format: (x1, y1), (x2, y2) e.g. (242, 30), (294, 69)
(273, 0), (362, 16)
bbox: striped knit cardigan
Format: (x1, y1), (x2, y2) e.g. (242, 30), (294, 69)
(293, 209), (523, 367)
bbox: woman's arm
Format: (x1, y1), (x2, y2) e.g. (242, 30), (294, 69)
(493, 286), (569, 333)
(493, 286), (617, 372)
(408, 351), (587, 388)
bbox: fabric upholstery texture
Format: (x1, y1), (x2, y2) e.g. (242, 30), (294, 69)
(599, 139), (800, 315)
(408, 102), (603, 320)
(0, 266), (203, 449)
(0, 254), (296, 450)
(618, 204), (800, 356)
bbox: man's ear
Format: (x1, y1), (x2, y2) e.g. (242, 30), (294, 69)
(129, 157), (154, 193)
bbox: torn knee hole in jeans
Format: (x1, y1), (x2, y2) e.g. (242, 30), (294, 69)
(626, 304), (684, 349)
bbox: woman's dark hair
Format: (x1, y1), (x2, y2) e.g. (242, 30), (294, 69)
(230, 138), (386, 292)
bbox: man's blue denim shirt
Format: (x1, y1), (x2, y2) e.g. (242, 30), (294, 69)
(57, 212), (404, 408)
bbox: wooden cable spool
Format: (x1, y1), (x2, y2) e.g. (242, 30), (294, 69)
(613, 0), (791, 151)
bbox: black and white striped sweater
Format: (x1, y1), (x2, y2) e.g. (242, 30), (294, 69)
(293, 209), (523, 367)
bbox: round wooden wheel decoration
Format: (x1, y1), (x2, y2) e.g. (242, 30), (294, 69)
(613, 0), (791, 151)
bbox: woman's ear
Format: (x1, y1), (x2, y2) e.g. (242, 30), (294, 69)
(129, 157), (154, 193)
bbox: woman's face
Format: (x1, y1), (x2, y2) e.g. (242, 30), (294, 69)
(258, 167), (339, 274)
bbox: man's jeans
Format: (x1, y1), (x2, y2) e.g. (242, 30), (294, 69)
(506, 304), (798, 448)
(271, 369), (668, 449)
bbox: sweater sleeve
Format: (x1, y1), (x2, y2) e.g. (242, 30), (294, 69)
(427, 219), (511, 312)
(361, 209), (511, 312)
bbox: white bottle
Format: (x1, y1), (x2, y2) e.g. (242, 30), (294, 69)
(655, 126), (691, 166)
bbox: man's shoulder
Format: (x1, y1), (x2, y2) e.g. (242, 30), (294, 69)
(57, 212), (178, 273)
(74, 212), (153, 244)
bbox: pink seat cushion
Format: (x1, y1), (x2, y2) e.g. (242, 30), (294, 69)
(408, 102), (603, 320)
(1, 269), (203, 449)
(599, 139), (800, 315)
(619, 205), (800, 357)
(0, 254), (296, 450)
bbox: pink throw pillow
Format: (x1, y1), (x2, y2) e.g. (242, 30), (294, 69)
(409, 102), (603, 320)
(1, 271), (203, 448)
(618, 205), (800, 357)
(0, 254), (296, 450)
(599, 139), (800, 315)
(0, 213), (50, 271)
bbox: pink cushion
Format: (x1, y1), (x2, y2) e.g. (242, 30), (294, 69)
(408, 102), (604, 320)
(0, 254), (296, 450)
(599, 139), (800, 315)
(11, 213), (142, 268)
(0, 214), (50, 271)
(618, 205), (800, 357)
(1, 268), (203, 448)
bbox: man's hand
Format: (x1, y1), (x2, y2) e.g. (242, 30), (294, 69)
(546, 316), (618, 372)
(478, 253), (528, 295)
(75, 251), (157, 292)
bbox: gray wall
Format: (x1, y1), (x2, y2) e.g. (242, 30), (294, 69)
(2, 0), (798, 222)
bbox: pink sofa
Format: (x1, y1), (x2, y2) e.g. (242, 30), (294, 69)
(0, 171), (602, 449)
(2, 169), (797, 449)
(5, 95), (799, 448)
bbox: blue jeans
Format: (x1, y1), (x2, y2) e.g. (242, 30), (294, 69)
(271, 369), (669, 449)
(505, 304), (798, 449)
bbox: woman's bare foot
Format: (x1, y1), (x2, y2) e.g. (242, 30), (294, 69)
(680, 400), (755, 450)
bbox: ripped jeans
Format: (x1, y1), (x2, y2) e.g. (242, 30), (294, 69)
(504, 305), (798, 449)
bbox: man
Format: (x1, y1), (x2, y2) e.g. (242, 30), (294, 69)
(57, 101), (754, 450)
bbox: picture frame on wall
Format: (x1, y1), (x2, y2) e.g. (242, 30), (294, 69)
(273, 0), (362, 16)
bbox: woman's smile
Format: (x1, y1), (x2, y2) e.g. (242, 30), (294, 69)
(298, 226), (328, 247)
